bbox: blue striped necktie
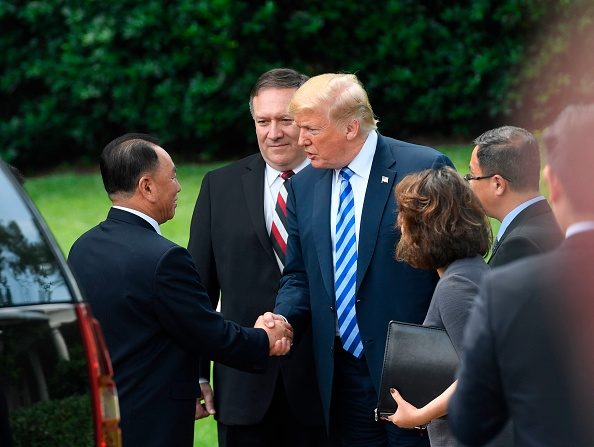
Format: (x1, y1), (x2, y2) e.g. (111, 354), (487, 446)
(335, 167), (363, 358)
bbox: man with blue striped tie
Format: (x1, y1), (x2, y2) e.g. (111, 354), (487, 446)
(273, 73), (453, 446)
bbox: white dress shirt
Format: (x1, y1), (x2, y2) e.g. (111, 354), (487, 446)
(112, 205), (161, 234)
(566, 221), (594, 239)
(264, 158), (310, 234)
(330, 130), (378, 254)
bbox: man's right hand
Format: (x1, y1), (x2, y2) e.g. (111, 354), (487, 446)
(254, 312), (293, 356)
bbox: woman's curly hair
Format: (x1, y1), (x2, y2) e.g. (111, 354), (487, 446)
(395, 166), (492, 270)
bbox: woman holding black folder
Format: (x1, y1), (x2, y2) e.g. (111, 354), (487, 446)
(383, 166), (491, 446)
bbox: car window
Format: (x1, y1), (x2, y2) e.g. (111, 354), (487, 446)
(0, 171), (72, 306)
(0, 165), (101, 446)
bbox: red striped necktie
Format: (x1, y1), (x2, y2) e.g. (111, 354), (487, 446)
(270, 170), (295, 271)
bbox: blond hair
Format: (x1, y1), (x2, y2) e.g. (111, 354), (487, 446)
(288, 73), (378, 133)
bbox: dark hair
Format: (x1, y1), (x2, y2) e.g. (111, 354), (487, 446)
(543, 103), (594, 213)
(473, 126), (540, 191)
(248, 68), (309, 116)
(395, 166), (492, 269)
(100, 133), (161, 196)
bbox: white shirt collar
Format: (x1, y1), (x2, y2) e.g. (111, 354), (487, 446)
(566, 221), (594, 239)
(112, 206), (161, 235)
(334, 130), (377, 181)
(265, 157), (310, 187)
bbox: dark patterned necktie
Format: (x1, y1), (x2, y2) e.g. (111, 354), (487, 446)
(270, 170), (295, 271)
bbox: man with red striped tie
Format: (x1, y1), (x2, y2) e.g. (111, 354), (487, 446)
(188, 68), (328, 447)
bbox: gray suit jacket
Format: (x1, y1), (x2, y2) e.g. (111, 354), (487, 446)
(423, 256), (489, 447)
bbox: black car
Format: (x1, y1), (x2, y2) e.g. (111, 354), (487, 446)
(0, 161), (121, 447)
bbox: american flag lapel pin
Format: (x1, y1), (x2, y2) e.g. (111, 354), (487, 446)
(381, 176), (389, 184)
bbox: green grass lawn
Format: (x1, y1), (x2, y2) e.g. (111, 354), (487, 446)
(23, 145), (477, 447)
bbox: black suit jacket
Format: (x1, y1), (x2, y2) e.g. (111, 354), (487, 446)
(68, 208), (269, 447)
(449, 231), (594, 446)
(275, 134), (453, 430)
(489, 199), (562, 267)
(187, 154), (324, 426)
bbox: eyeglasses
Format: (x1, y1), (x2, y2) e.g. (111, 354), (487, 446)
(463, 173), (511, 182)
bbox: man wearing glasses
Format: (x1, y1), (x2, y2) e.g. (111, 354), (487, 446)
(465, 126), (562, 267)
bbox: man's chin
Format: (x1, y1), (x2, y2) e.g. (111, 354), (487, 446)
(310, 159), (328, 169)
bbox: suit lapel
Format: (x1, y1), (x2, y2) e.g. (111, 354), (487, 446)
(488, 238), (502, 261)
(312, 170), (335, 300)
(241, 156), (276, 263)
(357, 137), (397, 292)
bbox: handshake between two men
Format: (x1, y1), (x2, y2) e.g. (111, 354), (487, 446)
(254, 312), (294, 356)
(196, 311), (294, 420)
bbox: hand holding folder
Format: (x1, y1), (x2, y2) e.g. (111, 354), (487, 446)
(375, 321), (459, 420)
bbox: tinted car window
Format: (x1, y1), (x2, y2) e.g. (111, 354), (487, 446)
(0, 165), (96, 446)
(0, 171), (71, 306)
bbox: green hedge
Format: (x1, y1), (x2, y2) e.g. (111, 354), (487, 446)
(10, 394), (93, 447)
(1, 1), (591, 170)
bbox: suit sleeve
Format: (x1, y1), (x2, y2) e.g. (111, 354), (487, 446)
(433, 154), (455, 170)
(187, 172), (220, 379)
(274, 179), (312, 339)
(448, 275), (509, 446)
(188, 172), (221, 309)
(155, 245), (269, 372)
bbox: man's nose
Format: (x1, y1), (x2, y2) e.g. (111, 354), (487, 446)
(298, 129), (309, 146)
(269, 121), (283, 139)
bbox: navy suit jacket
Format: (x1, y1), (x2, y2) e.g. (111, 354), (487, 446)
(274, 134), (453, 427)
(489, 199), (562, 267)
(68, 208), (269, 447)
(449, 231), (594, 446)
(187, 153), (324, 426)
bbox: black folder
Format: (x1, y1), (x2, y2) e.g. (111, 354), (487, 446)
(375, 321), (459, 420)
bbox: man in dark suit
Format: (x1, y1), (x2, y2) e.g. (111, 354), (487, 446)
(270, 73), (453, 446)
(449, 104), (594, 446)
(465, 126), (562, 266)
(187, 68), (327, 446)
(68, 134), (293, 447)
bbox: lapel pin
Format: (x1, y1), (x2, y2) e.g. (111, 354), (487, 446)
(381, 176), (389, 184)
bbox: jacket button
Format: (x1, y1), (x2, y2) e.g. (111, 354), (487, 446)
(356, 299), (361, 303)
(330, 306), (335, 312)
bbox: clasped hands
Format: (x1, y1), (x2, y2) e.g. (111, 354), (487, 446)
(254, 311), (293, 356)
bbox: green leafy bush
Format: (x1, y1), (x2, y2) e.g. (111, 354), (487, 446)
(505, 0), (594, 128)
(10, 394), (93, 447)
(0, 0), (586, 171)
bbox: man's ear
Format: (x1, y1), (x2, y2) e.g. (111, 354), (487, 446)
(543, 165), (559, 204)
(138, 175), (156, 202)
(492, 174), (507, 197)
(345, 119), (360, 141)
